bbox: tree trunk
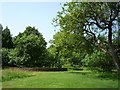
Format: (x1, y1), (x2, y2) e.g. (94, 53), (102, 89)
(108, 24), (120, 73)
(110, 46), (120, 72)
(107, 18), (120, 90)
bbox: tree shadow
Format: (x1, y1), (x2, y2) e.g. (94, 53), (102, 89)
(69, 71), (118, 80)
(69, 71), (92, 75)
(96, 72), (118, 80)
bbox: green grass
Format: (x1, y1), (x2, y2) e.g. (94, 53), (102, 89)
(2, 68), (118, 88)
(2, 68), (33, 82)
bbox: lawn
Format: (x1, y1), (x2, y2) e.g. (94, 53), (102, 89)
(2, 68), (118, 88)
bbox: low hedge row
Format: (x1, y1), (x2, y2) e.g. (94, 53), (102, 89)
(21, 68), (68, 71)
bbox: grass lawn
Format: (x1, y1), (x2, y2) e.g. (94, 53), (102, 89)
(2, 68), (118, 88)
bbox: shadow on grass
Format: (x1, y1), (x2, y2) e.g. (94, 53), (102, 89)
(69, 70), (118, 80)
(69, 71), (91, 75)
(96, 72), (118, 80)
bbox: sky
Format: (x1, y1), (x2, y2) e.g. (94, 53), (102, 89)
(1, 2), (63, 47)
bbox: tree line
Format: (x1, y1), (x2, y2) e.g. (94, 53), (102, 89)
(1, 2), (120, 72)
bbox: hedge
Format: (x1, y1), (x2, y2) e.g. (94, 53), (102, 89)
(21, 68), (67, 71)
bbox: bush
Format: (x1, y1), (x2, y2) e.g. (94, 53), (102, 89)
(2, 48), (18, 67)
(2, 48), (10, 67)
(8, 48), (21, 67)
(82, 50), (115, 72)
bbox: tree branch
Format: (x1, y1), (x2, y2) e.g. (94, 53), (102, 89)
(83, 27), (96, 42)
(94, 18), (108, 30)
(98, 45), (111, 55)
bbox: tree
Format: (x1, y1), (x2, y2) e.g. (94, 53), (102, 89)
(53, 2), (120, 72)
(0, 24), (2, 48)
(0, 24), (3, 67)
(2, 26), (14, 49)
(50, 30), (85, 68)
(47, 45), (59, 68)
(12, 26), (47, 67)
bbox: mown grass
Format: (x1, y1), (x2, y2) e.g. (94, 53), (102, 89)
(2, 68), (118, 88)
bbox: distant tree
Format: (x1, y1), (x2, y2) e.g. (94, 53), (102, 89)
(2, 26), (14, 49)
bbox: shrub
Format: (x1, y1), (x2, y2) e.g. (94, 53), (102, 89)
(8, 48), (21, 67)
(82, 50), (115, 72)
(2, 48), (10, 67)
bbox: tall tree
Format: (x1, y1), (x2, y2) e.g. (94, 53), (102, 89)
(2, 26), (13, 49)
(51, 30), (86, 68)
(0, 24), (2, 48)
(53, 2), (120, 72)
(0, 24), (3, 67)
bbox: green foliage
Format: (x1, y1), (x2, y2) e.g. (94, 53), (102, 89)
(53, 2), (119, 49)
(1, 26), (15, 67)
(0, 24), (2, 47)
(0, 24), (2, 68)
(2, 48), (18, 67)
(113, 30), (120, 58)
(50, 30), (86, 68)
(2, 26), (14, 49)
(47, 45), (62, 68)
(2, 48), (10, 67)
(53, 2), (120, 71)
(8, 48), (21, 67)
(24, 26), (40, 36)
(83, 50), (115, 72)
(11, 26), (47, 67)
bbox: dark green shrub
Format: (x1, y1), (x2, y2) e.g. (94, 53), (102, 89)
(2, 48), (18, 67)
(2, 48), (10, 67)
(82, 50), (115, 72)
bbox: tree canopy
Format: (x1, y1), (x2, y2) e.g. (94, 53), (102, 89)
(53, 2), (120, 72)
(11, 26), (47, 67)
(2, 26), (14, 49)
